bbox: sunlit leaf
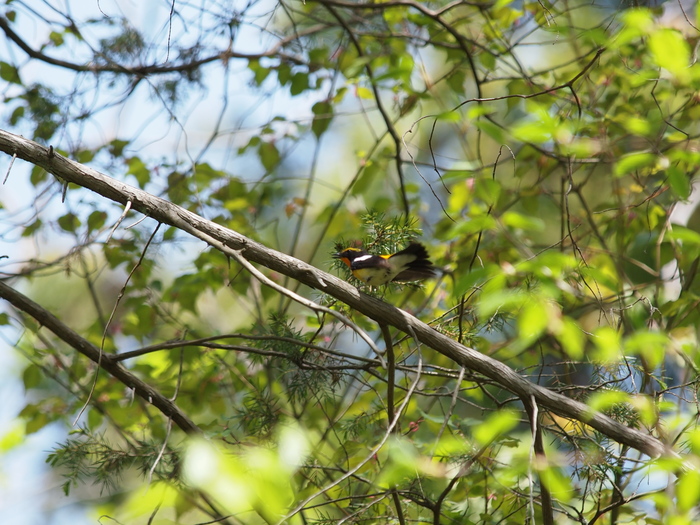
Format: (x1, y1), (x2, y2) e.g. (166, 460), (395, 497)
(512, 120), (551, 143)
(0, 421), (25, 452)
(587, 390), (630, 413)
(649, 29), (690, 81)
(518, 298), (548, 344)
(678, 469), (700, 512)
(624, 331), (669, 369)
(501, 210), (545, 231)
(473, 410), (518, 445)
(557, 317), (585, 359)
(591, 326), (622, 363)
(538, 465), (574, 502)
(614, 152), (656, 177)
(667, 225), (700, 245)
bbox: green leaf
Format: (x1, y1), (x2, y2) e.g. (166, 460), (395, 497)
(475, 178), (501, 206)
(446, 215), (498, 237)
(87, 410), (103, 430)
(479, 51), (496, 70)
(474, 119), (506, 143)
(473, 410), (518, 445)
(667, 166), (690, 199)
(667, 225), (700, 245)
(649, 29), (690, 80)
(587, 390), (629, 412)
(619, 115), (651, 136)
(501, 210), (544, 231)
(48, 31), (64, 46)
(678, 469), (700, 511)
(621, 8), (653, 31)
(614, 152), (656, 177)
(87, 211), (107, 232)
(517, 298), (548, 345)
(57, 213), (81, 233)
(478, 286), (523, 319)
(249, 59), (270, 85)
(511, 119), (551, 143)
(23, 364), (42, 389)
(277, 63), (291, 85)
(435, 110), (460, 123)
(377, 437), (420, 488)
(30, 165), (47, 185)
(0, 62), (21, 84)
(108, 139), (129, 157)
(494, 0), (514, 8)
(0, 421), (25, 452)
(259, 141), (280, 171)
(24, 410), (50, 435)
(290, 72), (309, 96)
(127, 156), (150, 186)
(351, 161), (380, 196)
(22, 218), (43, 237)
(538, 465), (574, 502)
(612, 8), (653, 49)
(308, 47), (330, 68)
(311, 101), (333, 138)
(103, 238), (138, 269)
(341, 56), (372, 78)
(557, 317), (585, 359)
(452, 265), (494, 298)
(75, 149), (94, 163)
(355, 86), (373, 99)
(9, 105), (24, 125)
(624, 331), (669, 369)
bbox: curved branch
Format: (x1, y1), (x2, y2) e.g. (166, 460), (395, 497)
(0, 128), (672, 459)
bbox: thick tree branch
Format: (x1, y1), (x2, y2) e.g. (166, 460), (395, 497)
(0, 128), (671, 459)
(0, 279), (201, 435)
(0, 16), (310, 75)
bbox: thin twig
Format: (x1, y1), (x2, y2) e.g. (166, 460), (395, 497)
(73, 223), (161, 426)
(0, 280), (200, 433)
(280, 354), (423, 524)
(106, 200), (132, 242)
(3, 152), (16, 184)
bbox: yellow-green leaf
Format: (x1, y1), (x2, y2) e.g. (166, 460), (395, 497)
(473, 410), (518, 445)
(649, 29), (690, 81)
(614, 152), (656, 177)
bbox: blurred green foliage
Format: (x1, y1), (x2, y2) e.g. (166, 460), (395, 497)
(1, 0), (700, 524)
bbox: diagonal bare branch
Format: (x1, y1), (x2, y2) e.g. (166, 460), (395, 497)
(0, 127), (672, 459)
(0, 278), (201, 435)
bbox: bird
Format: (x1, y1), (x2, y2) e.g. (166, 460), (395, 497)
(333, 242), (435, 286)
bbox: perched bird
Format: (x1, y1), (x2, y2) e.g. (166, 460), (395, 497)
(333, 242), (435, 286)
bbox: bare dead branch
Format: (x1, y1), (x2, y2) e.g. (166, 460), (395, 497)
(0, 278), (201, 435)
(0, 128), (673, 459)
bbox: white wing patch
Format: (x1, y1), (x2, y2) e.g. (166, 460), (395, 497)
(353, 254), (373, 262)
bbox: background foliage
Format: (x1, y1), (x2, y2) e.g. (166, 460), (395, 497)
(1, 0), (700, 523)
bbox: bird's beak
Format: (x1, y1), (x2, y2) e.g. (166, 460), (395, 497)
(332, 252), (341, 259)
